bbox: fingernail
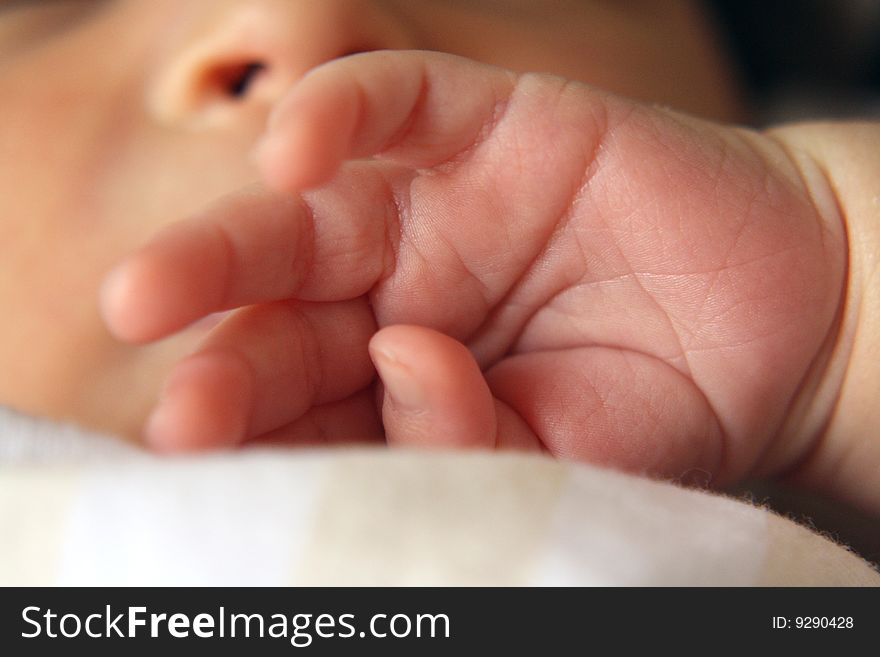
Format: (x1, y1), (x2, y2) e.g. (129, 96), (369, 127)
(144, 399), (174, 451)
(143, 368), (186, 451)
(99, 265), (128, 324)
(370, 345), (427, 410)
(251, 135), (297, 192)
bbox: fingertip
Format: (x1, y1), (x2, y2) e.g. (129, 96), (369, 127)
(369, 340), (427, 412)
(143, 352), (252, 453)
(254, 132), (293, 192)
(101, 254), (182, 344)
(256, 74), (358, 192)
(100, 260), (152, 344)
(99, 263), (129, 337)
(256, 122), (347, 193)
(369, 325), (497, 449)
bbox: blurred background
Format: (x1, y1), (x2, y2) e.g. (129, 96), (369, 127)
(709, 0), (880, 123)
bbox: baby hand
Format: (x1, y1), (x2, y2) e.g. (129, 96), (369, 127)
(101, 51), (846, 491)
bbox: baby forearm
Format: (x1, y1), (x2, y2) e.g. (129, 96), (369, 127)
(770, 122), (880, 514)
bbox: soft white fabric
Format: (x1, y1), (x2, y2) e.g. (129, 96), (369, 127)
(1, 406), (877, 586)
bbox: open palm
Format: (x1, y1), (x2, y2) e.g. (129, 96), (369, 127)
(102, 51), (845, 486)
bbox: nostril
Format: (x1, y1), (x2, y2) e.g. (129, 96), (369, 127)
(214, 61), (268, 99)
(149, 58), (273, 128)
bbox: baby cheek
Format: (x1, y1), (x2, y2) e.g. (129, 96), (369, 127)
(0, 221), (119, 413)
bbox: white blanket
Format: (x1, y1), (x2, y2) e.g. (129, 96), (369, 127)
(1, 406), (877, 586)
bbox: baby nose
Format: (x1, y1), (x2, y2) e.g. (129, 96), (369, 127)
(147, 0), (414, 129)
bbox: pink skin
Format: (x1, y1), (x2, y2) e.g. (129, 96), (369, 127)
(102, 51), (844, 488)
(0, 0), (741, 441)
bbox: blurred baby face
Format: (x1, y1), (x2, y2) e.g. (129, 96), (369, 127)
(0, 0), (741, 438)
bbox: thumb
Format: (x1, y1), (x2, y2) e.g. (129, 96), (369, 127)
(370, 325), (547, 454)
(369, 325), (497, 450)
(370, 325), (541, 450)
